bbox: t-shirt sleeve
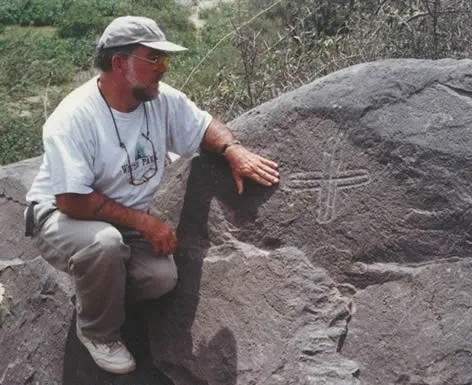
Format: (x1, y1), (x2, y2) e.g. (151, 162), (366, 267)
(43, 115), (95, 195)
(166, 91), (212, 157)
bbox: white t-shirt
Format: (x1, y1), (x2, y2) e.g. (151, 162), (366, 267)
(26, 77), (212, 211)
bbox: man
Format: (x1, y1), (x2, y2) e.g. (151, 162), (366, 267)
(25, 16), (279, 374)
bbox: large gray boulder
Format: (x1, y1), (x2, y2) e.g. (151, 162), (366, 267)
(1, 58), (471, 385)
(148, 58), (472, 385)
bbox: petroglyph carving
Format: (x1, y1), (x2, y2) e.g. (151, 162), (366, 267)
(288, 135), (370, 224)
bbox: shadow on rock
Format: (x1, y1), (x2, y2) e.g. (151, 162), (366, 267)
(147, 153), (257, 384)
(195, 327), (238, 385)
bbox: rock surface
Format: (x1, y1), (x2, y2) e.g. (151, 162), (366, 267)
(343, 258), (472, 385)
(0, 156), (41, 261)
(1, 58), (472, 385)
(0, 257), (73, 385)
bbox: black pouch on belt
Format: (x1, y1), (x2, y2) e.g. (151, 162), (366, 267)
(25, 201), (38, 237)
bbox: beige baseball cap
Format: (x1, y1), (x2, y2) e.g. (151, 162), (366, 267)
(97, 16), (187, 53)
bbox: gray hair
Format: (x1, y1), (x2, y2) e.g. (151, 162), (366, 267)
(94, 43), (141, 72)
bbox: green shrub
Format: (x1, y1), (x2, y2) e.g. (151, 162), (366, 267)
(0, 107), (43, 164)
(95, 0), (129, 16)
(56, 3), (104, 39)
(18, 0), (64, 26)
(0, 1), (20, 25)
(0, 32), (94, 95)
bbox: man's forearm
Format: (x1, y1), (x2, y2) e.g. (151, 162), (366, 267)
(55, 191), (149, 233)
(201, 118), (236, 154)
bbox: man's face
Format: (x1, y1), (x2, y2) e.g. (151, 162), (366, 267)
(123, 46), (169, 102)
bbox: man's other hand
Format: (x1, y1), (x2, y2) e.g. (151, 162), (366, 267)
(224, 145), (279, 194)
(137, 215), (177, 256)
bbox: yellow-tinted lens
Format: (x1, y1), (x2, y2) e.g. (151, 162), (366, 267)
(130, 54), (170, 69)
(150, 56), (169, 65)
(152, 56), (170, 71)
(159, 56), (170, 66)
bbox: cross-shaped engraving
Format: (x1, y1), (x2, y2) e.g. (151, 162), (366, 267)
(287, 136), (370, 224)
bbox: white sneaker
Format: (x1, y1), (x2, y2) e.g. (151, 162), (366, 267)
(76, 323), (136, 374)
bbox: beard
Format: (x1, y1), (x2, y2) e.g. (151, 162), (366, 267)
(126, 64), (164, 102)
(131, 86), (158, 102)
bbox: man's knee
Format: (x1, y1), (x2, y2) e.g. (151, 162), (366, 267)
(135, 259), (178, 300)
(150, 264), (178, 298)
(69, 226), (129, 275)
(93, 226), (127, 257)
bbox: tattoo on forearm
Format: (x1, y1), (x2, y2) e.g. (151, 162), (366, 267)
(93, 197), (108, 216)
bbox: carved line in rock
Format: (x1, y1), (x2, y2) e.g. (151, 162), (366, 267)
(287, 135), (371, 224)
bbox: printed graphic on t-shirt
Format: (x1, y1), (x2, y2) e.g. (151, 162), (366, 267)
(120, 137), (157, 184)
(135, 143), (146, 160)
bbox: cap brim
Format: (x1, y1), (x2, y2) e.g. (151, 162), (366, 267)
(141, 41), (187, 53)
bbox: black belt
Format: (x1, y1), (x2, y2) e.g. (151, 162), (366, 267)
(25, 201), (38, 237)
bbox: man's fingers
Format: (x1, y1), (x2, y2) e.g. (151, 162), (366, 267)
(168, 232), (177, 253)
(232, 171), (244, 194)
(151, 231), (177, 256)
(157, 241), (172, 256)
(259, 164), (280, 180)
(163, 232), (177, 255)
(255, 166), (279, 184)
(236, 176), (244, 195)
(263, 166), (279, 177)
(247, 170), (272, 186)
(257, 174), (274, 186)
(153, 240), (163, 256)
(161, 237), (170, 256)
(260, 157), (279, 169)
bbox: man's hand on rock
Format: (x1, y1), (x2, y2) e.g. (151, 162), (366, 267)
(224, 145), (279, 194)
(137, 215), (177, 256)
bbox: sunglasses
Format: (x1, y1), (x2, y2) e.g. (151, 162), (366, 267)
(129, 54), (170, 71)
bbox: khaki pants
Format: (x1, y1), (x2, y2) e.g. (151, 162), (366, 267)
(31, 201), (178, 342)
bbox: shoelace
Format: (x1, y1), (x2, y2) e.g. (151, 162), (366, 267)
(91, 340), (124, 354)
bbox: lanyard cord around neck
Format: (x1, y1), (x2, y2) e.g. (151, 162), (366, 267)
(96, 79), (150, 151)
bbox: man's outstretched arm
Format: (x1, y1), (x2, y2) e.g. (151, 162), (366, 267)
(201, 118), (279, 194)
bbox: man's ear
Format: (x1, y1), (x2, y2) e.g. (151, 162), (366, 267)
(111, 55), (125, 73)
